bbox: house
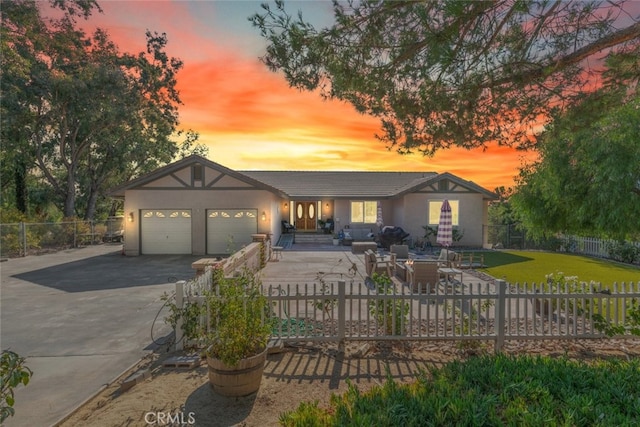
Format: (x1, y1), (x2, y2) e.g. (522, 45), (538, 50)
(109, 155), (497, 256)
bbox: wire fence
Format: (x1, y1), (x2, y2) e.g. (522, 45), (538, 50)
(0, 217), (124, 258)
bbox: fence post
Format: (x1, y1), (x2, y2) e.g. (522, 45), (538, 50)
(175, 281), (185, 351)
(494, 279), (507, 353)
(338, 280), (346, 354)
(20, 222), (26, 257)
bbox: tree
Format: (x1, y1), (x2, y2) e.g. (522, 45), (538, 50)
(251, 0), (640, 155)
(511, 87), (640, 240)
(1, 1), (205, 220)
(0, 0), (100, 215)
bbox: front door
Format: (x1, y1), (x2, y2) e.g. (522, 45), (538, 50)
(295, 201), (317, 231)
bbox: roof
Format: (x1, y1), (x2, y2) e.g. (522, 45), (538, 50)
(240, 170), (438, 198)
(109, 155), (497, 200)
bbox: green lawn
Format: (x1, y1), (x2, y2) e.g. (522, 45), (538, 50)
(473, 250), (640, 287)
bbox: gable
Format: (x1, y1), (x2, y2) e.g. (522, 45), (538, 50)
(108, 155), (285, 197)
(401, 173), (497, 199)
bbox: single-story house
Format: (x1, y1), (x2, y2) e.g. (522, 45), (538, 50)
(109, 155), (497, 256)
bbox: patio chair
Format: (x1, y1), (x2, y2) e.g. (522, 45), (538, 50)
(410, 260), (439, 293)
(363, 249), (393, 277)
(390, 244), (409, 262)
(437, 249), (460, 268)
(281, 220), (296, 234)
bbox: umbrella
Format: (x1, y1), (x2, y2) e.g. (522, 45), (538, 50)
(436, 199), (453, 248)
(376, 201), (384, 228)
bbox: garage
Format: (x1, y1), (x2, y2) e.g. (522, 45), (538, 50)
(140, 210), (192, 254)
(207, 209), (257, 254)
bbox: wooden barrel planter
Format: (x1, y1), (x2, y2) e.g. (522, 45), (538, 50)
(207, 348), (267, 397)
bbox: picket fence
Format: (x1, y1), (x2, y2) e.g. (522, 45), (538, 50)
(174, 274), (640, 353)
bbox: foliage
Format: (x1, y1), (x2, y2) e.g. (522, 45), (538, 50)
(422, 225), (464, 243)
(251, 1), (639, 155)
(280, 354), (640, 426)
(367, 273), (409, 335)
(605, 240), (640, 264)
(1, 1), (207, 220)
(206, 268), (272, 366)
(161, 291), (207, 350)
(512, 91), (640, 240)
(1, 350), (33, 423)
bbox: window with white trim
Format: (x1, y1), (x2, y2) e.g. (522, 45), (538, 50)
(428, 200), (459, 225)
(350, 201), (377, 223)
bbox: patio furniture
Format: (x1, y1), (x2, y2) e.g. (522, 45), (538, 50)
(390, 244), (409, 261)
(363, 249), (393, 277)
(437, 267), (463, 287)
(409, 260), (439, 293)
(352, 241), (377, 254)
(437, 249), (461, 268)
(378, 226), (410, 249)
(281, 220), (296, 234)
(271, 246), (283, 261)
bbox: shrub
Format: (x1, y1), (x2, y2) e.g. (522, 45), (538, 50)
(1, 350), (32, 423)
(368, 274), (409, 335)
(605, 240), (640, 264)
(280, 354), (640, 426)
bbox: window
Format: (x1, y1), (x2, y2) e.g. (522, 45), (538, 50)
(428, 200), (459, 226)
(350, 201), (377, 223)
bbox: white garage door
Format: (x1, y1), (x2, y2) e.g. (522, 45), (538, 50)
(141, 210), (192, 254)
(207, 209), (257, 254)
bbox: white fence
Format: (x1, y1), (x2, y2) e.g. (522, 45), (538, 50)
(173, 276), (640, 353)
(560, 235), (640, 262)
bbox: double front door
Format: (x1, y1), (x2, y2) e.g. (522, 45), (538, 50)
(295, 201), (317, 231)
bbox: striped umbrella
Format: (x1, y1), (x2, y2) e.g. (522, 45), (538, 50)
(436, 199), (453, 248)
(376, 201), (384, 228)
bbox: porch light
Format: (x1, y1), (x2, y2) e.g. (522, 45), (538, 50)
(127, 212), (134, 223)
(261, 211), (266, 221)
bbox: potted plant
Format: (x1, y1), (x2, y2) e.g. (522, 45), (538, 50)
(205, 267), (272, 397)
(332, 233), (340, 246)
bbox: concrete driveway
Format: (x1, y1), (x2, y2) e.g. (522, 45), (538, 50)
(0, 244), (202, 427)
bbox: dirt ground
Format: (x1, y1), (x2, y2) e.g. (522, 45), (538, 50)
(58, 338), (640, 427)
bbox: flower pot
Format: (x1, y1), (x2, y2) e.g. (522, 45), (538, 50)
(332, 238), (339, 246)
(207, 348), (267, 397)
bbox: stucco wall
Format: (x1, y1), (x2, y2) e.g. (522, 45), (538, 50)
(401, 192), (488, 247)
(123, 188), (280, 256)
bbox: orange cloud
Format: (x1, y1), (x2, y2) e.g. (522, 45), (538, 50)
(50, 1), (535, 191)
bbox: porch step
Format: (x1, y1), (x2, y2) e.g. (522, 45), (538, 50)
(293, 233), (333, 244)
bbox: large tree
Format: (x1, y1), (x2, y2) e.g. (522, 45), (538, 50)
(511, 76), (640, 240)
(251, 0), (640, 155)
(0, 0), (100, 215)
(1, 0), (201, 219)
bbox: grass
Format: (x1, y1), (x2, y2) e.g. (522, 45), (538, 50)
(471, 250), (640, 287)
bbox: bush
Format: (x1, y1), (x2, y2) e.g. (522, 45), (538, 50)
(368, 274), (409, 335)
(280, 354), (640, 426)
(1, 350), (32, 423)
(605, 240), (640, 264)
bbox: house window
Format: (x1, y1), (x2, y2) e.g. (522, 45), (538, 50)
(350, 201), (377, 223)
(428, 200), (459, 226)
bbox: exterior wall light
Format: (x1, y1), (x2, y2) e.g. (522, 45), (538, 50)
(261, 211), (266, 221)
(128, 212), (134, 223)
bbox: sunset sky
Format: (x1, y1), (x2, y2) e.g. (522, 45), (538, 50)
(60, 0), (542, 190)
